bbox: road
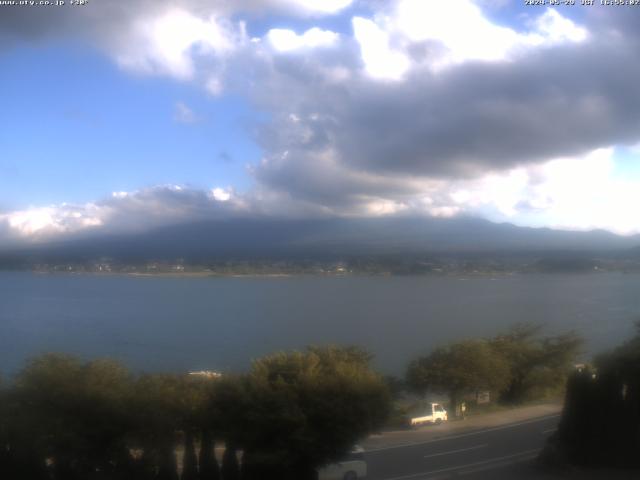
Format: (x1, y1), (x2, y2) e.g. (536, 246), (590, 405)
(363, 413), (560, 480)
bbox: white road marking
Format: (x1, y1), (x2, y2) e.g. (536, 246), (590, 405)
(541, 428), (556, 434)
(382, 449), (540, 480)
(458, 451), (539, 476)
(423, 444), (487, 459)
(366, 414), (560, 453)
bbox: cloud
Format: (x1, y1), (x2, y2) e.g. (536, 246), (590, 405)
(211, 187), (232, 201)
(0, 204), (107, 241)
(352, 1), (587, 79)
(352, 17), (411, 80)
(174, 101), (199, 124)
(442, 148), (640, 235)
(266, 27), (339, 52)
(276, 0), (354, 15)
(4, 146), (640, 247)
(4, 1), (640, 240)
(112, 8), (240, 80)
(0, 0), (350, 81)
(0, 185), (246, 244)
(245, 2), (640, 204)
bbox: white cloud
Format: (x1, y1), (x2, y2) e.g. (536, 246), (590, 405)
(206, 76), (224, 96)
(1, 204), (105, 238)
(114, 8), (240, 79)
(531, 9), (588, 44)
(3, 148), (640, 244)
(211, 187), (232, 201)
(352, 17), (410, 80)
(174, 101), (199, 123)
(266, 27), (339, 52)
(441, 148), (640, 235)
(352, 1), (589, 78)
(394, 0), (520, 63)
(273, 0), (353, 15)
(0, 185), (247, 243)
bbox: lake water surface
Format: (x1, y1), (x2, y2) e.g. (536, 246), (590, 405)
(1, 272), (639, 375)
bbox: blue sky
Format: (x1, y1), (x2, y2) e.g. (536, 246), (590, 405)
(0, 41), (260, 210)
(1, 0), (640, 242)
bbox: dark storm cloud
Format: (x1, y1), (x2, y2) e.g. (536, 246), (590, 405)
(252, 29), (640, 185)
(337, 44), (640, 177)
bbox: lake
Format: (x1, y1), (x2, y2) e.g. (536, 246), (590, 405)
(1, 272), (639, 376)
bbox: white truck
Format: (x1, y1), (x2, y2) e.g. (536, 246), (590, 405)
(407, 402), (448, 427)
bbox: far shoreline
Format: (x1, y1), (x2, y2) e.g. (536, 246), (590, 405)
(2, 269), (636, 279)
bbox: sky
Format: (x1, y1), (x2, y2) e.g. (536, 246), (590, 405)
(1, 0), (640, 245)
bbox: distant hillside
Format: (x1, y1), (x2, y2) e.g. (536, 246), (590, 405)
(1, 216), (639, 266)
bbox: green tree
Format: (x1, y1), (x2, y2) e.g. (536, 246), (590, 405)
(406, 339), (511, 415)
(10, 354), (135, 480)
(225, 346), (391, 480)
(129, 374), (184, 480)
(0, 375), (12, 479)
(176, 375), (214, 480)
(490, 323), (583, 403)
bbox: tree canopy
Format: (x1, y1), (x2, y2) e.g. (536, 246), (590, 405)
(545, 323), (640, 468)
(236, 346), (391, 479)
(490, 323), (583, 403)
(0, 345), (390, 480)
(406, 339), (510, 411)
(406, 324), (583, 411)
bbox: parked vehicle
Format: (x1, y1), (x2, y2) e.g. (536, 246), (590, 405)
(318, 445), (367, 480)
(407, 402), (448, 427)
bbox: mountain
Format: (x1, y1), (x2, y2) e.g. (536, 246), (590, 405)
(1, 216), (639, 265)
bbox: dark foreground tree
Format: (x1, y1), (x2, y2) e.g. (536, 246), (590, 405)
(543, 323), (640, 468)
(182, 430), (199, 480)
(1, 373), (49, 480)
(199, 430), (220, 480)
(178, 374), (214, 480)
(228, 346), (391, 479)
(130, 374), (184, 480)
(221, 443), (240, 480)
(406, 339), (510, 415)
(544, 365), (639, 468)
(10, 354), (134, 480)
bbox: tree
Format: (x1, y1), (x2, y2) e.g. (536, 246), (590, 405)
(181, 430), (199, 480)
(490, 323), (583, 403)
(198, 429), (220, 480)
(176, 375), (214, 480)
(544, 323), (640, 468)
(221, 443), (241, 480)
(11, 354), (135, 480)
(406, 339), (510, 415)
(222, 345), (391, 480)
(129, 374), (184, 480)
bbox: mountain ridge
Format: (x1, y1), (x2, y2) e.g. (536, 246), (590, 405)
(1, 216), (639, 264)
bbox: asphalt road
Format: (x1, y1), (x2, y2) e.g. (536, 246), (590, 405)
(364, 414), (560, 480)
